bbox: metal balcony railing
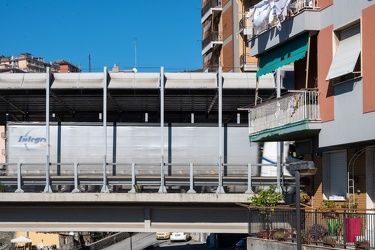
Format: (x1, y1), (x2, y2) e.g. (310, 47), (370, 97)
(239, 12), (253, 37)
(248, 208), (375, 248)
(249, 90), (320, 135)
(202, 31), (222, 49)
(201, 0), (222, 17)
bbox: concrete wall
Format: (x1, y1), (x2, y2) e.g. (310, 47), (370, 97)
(247, 237), (338, 250)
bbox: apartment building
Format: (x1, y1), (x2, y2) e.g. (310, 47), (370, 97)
(0, 53), (81, 73)
(247, 0), (375, 213)
(56, 60), (81, 73)
(201, 0), (259, 72)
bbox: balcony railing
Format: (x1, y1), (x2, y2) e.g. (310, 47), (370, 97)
(201, 0), (222, 17)
(239, 12), (253, 37)
(202, 31), (222, 49)
(249, 90), (320, 135)
(248, 208), (375, 248)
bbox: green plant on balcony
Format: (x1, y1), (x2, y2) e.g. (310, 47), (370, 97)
(301, 229), (311, 244)
(308, 224), (328, 242)
(318, 200), (338, 219)
(326, 218), (342, 236)
(341, 196), (359, 217)
(300, 190), (311, 204)
(248, 185), (284, 235)
(355, 240), (370, 250)
(272, 229), (290, 241)
(248, 184), (284, 209)
(323, 236), (337, 248)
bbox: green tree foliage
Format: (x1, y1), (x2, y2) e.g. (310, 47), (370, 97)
(248, 184), (284, 207)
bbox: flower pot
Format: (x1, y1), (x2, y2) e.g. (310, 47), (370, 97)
(257, 230), (268, 239)
(323, 243), (336, 248)
(346, 217), (363, 243)
(355, 241), (370, 250)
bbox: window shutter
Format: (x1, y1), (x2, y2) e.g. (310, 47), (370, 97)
(329, 150), (347, 198)
(340, 23), (360, 40)
(322, 153), (330, 199)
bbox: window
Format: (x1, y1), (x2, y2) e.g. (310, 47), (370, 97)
(323, 150), (347, 200)
(326, 23), (361, 84)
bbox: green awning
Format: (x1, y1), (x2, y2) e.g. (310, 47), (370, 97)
(256, 33), (309, 77)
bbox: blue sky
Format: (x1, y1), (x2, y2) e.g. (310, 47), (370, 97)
(1, 0), (203, 72)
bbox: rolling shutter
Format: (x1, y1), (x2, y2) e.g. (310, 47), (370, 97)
(329, 150), (347, 199)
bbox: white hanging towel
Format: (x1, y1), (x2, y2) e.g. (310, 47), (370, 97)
(273, 0), (291, 30)
(274, 0), (291, 19)
(253, 0), (271, 27)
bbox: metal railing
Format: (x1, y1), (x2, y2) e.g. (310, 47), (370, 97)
(0, 161), (294, 194)
(201, 0), (222, 17)
(239, 13), (253, 37)
(248, 208), (375, 248)
(249, 90), (320, 135)
(202, 31), (222, 49)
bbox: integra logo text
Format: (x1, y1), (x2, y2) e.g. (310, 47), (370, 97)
(18, 130), (47, 150)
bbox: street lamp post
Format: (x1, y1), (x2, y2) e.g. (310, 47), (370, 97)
(288, 161), (317, 250)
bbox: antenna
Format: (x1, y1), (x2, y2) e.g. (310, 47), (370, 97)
(134, 38), (137, 68)
(88, 54), (91, 72)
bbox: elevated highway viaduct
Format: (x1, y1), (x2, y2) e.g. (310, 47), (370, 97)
(0, 193), (251, 233)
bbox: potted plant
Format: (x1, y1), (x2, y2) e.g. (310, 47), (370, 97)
(248, 184), (284, 209)
(323, 236), (337, 248)
(318, 200), (338, 219)
(272, 229), (290, 241)
(300, 190), (311, 205)
(257, 230), (269, 239)
(248, 184), (284, 237)
(355, 240), (370, 250)
(301, 229), (311, 244)
(326, 217), (343, 236)
(308, 224), (328, 242)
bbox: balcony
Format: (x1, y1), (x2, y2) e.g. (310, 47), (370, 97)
(202, 31), (223, 55)
(201, 0), (222, 23)
(27, 62), (45, 69)
(249, 90), (321, 142)
(249, 0), (320, 57)
(239, 12), (253, 38)
(240, 53), (257, 72)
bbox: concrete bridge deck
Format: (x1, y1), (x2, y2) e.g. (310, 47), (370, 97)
(0, 193), (251, 233)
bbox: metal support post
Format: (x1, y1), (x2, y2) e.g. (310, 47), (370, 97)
(44, 67), (52, 193)
(296, 170), (301, 250)
(216, 67), (225, 194)
(72, 162), (80, 193)
(101, 67), (109, 193)
(187, 163), (196, 193)
(245, 163), (254, 194)
(129, 163), (137, 193)
(158, 66), (167, 193)
(15, 162), (24, 193)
